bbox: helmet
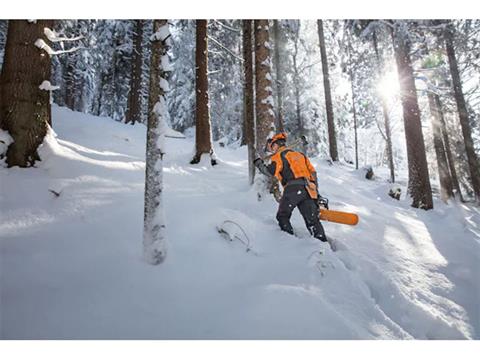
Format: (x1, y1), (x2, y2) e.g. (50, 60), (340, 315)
(271, 132), (287, 144)
(265, 132), (287, 152)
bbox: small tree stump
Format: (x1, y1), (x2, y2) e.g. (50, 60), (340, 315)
(365, 166), (374, 180)
(389, 187), (401, 200)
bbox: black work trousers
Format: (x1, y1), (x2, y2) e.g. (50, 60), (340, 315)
(276, 184), (327, 241)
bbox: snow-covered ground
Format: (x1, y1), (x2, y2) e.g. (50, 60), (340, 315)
(1, 106), (479, 339)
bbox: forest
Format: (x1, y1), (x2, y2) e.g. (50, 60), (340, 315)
(0, 19), (479, 341)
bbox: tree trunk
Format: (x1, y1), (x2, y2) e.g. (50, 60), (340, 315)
(64, 55), (75, 110)
(144, 19), (171, 265)
(391, 24), (433, 210)
(444, 23), (480, 203)
(292, 29), (305, 153)
(254, 19), (275, 156)
(436, 94), (463, 201)
(347, 33), (359, 170)
(272, 20), (285, 132)
(373, 30), (395, 183)
(349, 70), (359, 170)
(317, 20), (338, 162)
(125, 20), (144, 125)
(191, 19), (216, 165)
(243, 20), (256, 185)
(0, 20), (53, 168)
(427, 92), (454, 202)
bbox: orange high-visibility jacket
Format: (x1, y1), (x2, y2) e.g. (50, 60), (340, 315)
(265, 147), (318, 189)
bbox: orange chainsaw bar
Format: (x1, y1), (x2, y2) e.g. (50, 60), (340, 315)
(319, 208), (359, 226)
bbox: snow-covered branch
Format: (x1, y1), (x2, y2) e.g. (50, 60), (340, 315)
(35, 39), (82, 56)
(44, 27), (83, 42)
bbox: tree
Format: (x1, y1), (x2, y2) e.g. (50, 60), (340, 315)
(254, 19), (275, 156)
(0, 20), (54, 167)
(243, 20), (255, 185)
(272, 20), (285, 132)
(427, 91), (454, 201)
(291, 22), (306, 153)
(372, 28), (395, 183)
(191, 19), (216, 165)
(436, 94), (464, 201)
(317, 20), (338, 161)
(125, 20), (144, 125)
(144, 19), (172, 265)
(391, 22), (433, 209)
(444, 22), (480, 203)
(346, 29), (359, 170)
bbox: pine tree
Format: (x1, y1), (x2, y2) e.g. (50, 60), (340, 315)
(436, 94), (464, 201)
(144, 19), (172, 265)
(291, 21), (305, 152)
(191, 19), (216, 165)
(427, 91), (454, 201)
(243, 20), (256, 185)
(272, 20), (285, 132)
(125, 20), (144, 125)
(317, 20), (338, 161)
(444, 22), (480, 203)
(391, 22), (433, 209)
(0, 20), (54, 167)
(254, 19), (275, 156)
(372, 28), (395, 183)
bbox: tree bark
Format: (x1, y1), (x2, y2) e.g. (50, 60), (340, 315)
(243, 20), (256, 185)
(435, 94), (464, 201)
(391, 24), (433, 209)
(191, 19), (216, 165)
(0, 20), (53, 168)
(427, 92), (454, 202)
(144, 19), (170, 265)
(317, 20), (338, 161)
(254, 19), (275, 156)
(272, 20), (285, 132)
(373, 30), (395, 183)
(292, 27), (305, 153)
(444, 23), (480, 203)
(64, 56), (76, 110)
(125, 20), (144, 125)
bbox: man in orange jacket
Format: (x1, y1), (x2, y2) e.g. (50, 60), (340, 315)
(254, 133), (328, 242)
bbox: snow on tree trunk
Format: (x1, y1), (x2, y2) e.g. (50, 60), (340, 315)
(254, 20), (276, 200)
(0, 20), (54, 167)
(317, 20), (338, 162)
(272, 20), (285, 132)
(444, 23), (480, 204)
(242, 20), (256, 185)
(427, 92), (454, 202)
(191, 19), (216, 166)
(125, 20), (144, 125)
(254, 19), (275, 156)
(144, 19), (171, 265)
(391, 23), (433, 210)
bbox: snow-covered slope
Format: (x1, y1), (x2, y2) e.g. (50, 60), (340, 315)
(1, 106), (479, 339)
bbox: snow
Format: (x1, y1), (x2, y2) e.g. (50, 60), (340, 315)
(0, 129), (14, 166)
(151, 24), (170, 42)
(1, 106), (479, 339)
(43, 27), (83, 43)
(35, 39), (81, 56)
(39, 80), (60, 91)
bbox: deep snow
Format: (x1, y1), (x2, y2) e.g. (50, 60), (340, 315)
(0, 106), (479, 339)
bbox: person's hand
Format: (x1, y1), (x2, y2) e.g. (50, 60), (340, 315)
(318, 196), (329, 209)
